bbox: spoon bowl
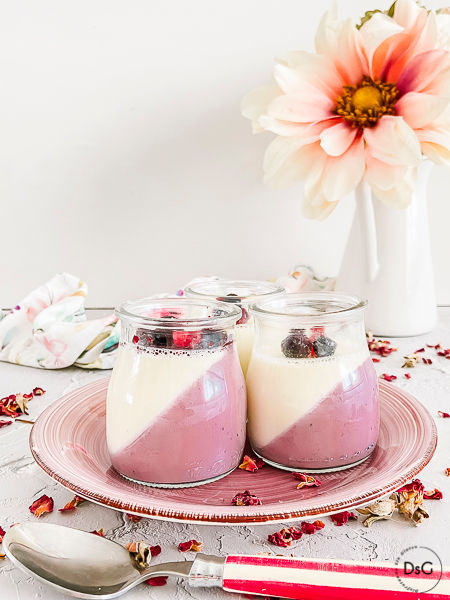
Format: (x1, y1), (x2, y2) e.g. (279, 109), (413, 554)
(3, 522), (194, 599)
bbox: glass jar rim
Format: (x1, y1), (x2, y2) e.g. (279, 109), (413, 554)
(116, 296), (242, 330)
(184, 278), (285, 303)
(250, 292), (367, 324)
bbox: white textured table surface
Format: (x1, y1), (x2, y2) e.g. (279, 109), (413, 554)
(1, 309), (450, 599)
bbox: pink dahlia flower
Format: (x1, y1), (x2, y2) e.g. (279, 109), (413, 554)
(242, 0), (450, 219)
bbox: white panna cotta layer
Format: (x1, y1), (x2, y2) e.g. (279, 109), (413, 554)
(246, 347), (369, 448)
(106, 344), (225, 455)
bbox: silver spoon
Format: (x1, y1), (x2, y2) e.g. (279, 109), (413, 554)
(5, 522), (445, 599)
(3, 522), (224, 599)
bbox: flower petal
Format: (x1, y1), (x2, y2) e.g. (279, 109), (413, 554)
(321, 136), (365, 203)
(396, 92), (449, 130)
(416, 125), (450, 166)
(396, 49), (450, 95)
(267, 90), (334, 124)
(241, 85), (282, 133)
(365, 150), (408, 190)
(370, 167), (417, 208)
(302, 171), (338, 221)
(264, 137), (326, 188)
(283, 51), (343, 96)
(320, 122), (357, 156)
(363, 116), (422, 166)
(359, 12), (403, 59)
(393, 0), (426, 29)
(421, 142), (450, 167)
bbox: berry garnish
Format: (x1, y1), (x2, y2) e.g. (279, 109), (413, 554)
(236, 306), (250, 325)
(281, 333), (312, 358)
(312, 335), (337, 357)
(197, 330), (227, 349)
(172, 331), (202, 349)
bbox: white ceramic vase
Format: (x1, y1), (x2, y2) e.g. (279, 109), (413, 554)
(336, 160), (436, 337)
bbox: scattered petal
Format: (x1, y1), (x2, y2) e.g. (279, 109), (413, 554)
(126, 541), (152, 569)
(178, 539), (204, 552)
(150, 545), (161, 558)
(293, 472), (321, 489)
(231, 491), (262, 506)
(381, 373), (397, 382)
(0, 554), (5, 560)
(127, 514), (142, 522)
(366, 333), (397, 357)
(395, 479), (429, 525)
(415, 348), (425, 353)
(29, 495), (54, 518)
(32, 387), (45, 396)
(239, 455), (264, 472)
(404, 373), (411, 379)
(301, 520), (325, 534)
(0, 420), (12, 428)
(422, 357), (432, 365)
(357, 497), (397, 527)
(90, 529), (104, 537)
(268, 521), (324, 547)
(146, 576), (168, 587)
(330, 511), (358, 526)
(402, 354), (419, 368)
(59, 495), (86, 512)
(0, 526), (5, 543)
(438, 411), (450, 418)
(372, 357), (380, 363)
(424, 489), (443, 500)
(445, 468), (450, 477)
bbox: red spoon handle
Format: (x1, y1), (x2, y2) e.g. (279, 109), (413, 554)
(222, 555), (450, 599)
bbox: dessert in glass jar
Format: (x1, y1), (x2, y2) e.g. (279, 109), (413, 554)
(246, 293), (379, 472)
(184, 280), (285, 374)
(106, 297), (246, 487)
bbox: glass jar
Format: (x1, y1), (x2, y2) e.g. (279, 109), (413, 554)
(107, 297), (247, 487)
(246, 293), (379, 472)
(184, 280), (285, 374)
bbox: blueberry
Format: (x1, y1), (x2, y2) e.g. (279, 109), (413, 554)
(220, 293), (240, 304)
(197, 330), (227, 349)
(135, 328), (172, 348)
(281, 333), (312, 358)
(312, 335), (336, 357)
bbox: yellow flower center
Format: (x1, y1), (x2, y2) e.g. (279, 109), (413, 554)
(334, 76), (399, 129)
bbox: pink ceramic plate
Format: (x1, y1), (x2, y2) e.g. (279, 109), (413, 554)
(30, 378), (437, 525)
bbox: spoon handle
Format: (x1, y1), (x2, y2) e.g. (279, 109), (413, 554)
(220, 554), (450, 599)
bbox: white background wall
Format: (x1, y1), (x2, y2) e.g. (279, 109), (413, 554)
(0, 0), (449, 307)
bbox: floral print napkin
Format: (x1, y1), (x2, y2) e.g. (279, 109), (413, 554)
(0, 273), (119, 369)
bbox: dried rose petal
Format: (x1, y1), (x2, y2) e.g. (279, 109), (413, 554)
(59, 495), (86, 512)
(366, 333), (397, 357)
(381, 373), (397, 382)
(14, 394), (29, 415)
(422, 357), (432, 365)
(0, 554), (5, 560)
(126, 541), (152, 569)
(394, 479), (429, 525)
(23, 393), (33, 401)
(178, 539), (204, 552)
(267, 527), (296, 547)
(330, 511), (358, 526)
(445, 468), (450, 477)
(357, 497), (397, 527)
(239, 455), (264, 472)
(424, 489), (443, 500)
(402, 354), (419, 368)
(0, 526), (5, 543)
(293, 472), (321, 489)
(415, 348), (425, 353)
(127, 513), (142, 522)
(29, 495), (54, 517)
(32, 387), (45, 396)
(146, 576), (168, 587)
(427, 343), (441, 349)
(404, 373), (411, 379)
(0, 420), (12, 428)
(231, 490), (262, 506)
(372, 357), (380, 363)
(90, 529), (104, 537)
(438, 411), (450, 418)
(301, 520), (325, 534)
(150, 545), (161, 558)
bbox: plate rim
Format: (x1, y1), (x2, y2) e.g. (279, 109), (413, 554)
(30, 378), (438, 525)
